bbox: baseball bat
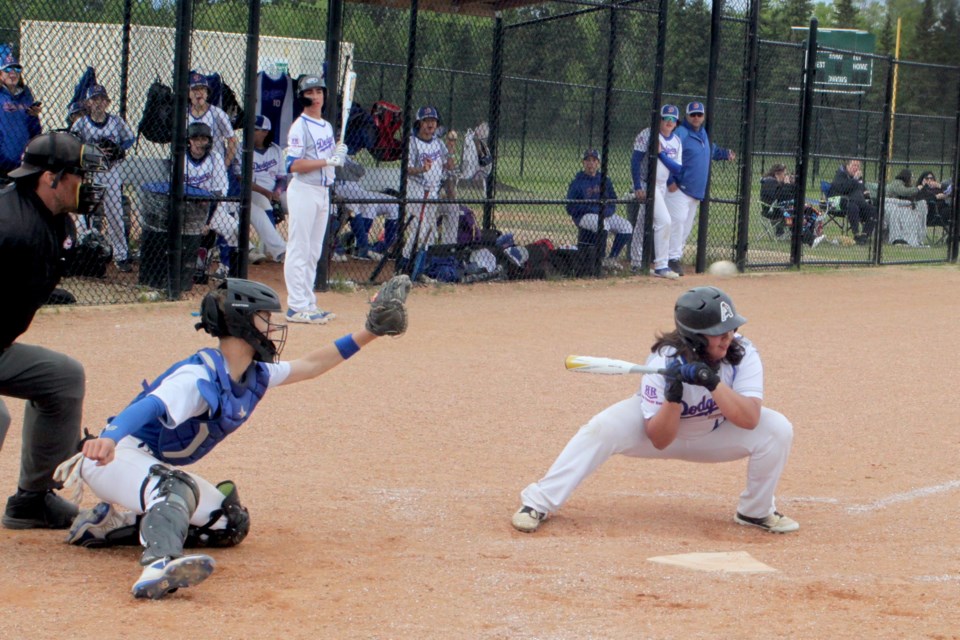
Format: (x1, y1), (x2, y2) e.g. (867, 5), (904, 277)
(409, 189), (431, 280)
(565, 355), (667, 376)
(339, 71), (357, 145)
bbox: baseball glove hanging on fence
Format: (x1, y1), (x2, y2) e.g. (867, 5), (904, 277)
(366, 275), (411, 336)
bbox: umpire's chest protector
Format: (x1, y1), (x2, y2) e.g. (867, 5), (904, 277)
(150, 349), (269, 465)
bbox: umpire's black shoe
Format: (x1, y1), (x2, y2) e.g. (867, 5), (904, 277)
(667, 259), (685, 276)
(2, 489), (79, 530)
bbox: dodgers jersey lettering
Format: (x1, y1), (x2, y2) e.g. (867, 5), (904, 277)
(639, 335), (763, 438)
(253, 143), (283, 191)
(185, 151), (229, 195)
(286, 114), (335, 186)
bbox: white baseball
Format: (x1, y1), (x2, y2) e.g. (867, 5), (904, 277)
(707, 260), (738, 277)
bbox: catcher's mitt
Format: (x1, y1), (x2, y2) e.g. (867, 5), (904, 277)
(366, 275), (411, 336)
(97, 139), (126, 164)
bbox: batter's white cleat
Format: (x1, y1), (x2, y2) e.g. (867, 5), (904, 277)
(512, 505), (547, 533)
(132, 554), (215, 600)
(734, 511), (799, 534)
(65, 501), (132, 547)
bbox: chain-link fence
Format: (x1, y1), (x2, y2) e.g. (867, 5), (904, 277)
(2, 1), (958, 307)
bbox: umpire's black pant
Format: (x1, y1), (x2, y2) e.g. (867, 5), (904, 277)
(0, 343), (84, 492)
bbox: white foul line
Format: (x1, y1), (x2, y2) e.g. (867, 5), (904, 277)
(844, 480), (960, 513)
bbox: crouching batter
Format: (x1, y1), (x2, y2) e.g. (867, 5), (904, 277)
(60, 276), (411, 599)
(512, 286), (798, 535)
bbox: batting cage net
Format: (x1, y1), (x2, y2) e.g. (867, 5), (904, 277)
(0, 0), (957, 306)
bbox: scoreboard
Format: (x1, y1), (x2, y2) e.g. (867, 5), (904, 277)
(792, 27), (876, 90)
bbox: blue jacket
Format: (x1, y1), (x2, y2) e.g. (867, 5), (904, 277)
(672, 120), (733, 201)
(566, 171), (617, 223)
(0, 85), (42, 174)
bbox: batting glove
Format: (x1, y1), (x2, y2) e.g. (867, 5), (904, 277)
(334, 143), (348, 157)
(678, 362), (720, 391)
(327, 154), (345, 168)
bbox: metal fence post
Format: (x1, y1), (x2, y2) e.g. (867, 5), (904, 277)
(118, 0), (132, 120)
(519, 80), (528, 178)
(483, 14), (504, 231)
(166, 0), (194, 300)
(874, 57), (896, 265)
(316, 0), (344, 291)
(236, 0), (262, 280)
(696, 0), (724, 274)
(734, 0), (759, 270)
(949, 71), (960, 262)
(793, 18), (818, 267)
(641, 0), (669, 273)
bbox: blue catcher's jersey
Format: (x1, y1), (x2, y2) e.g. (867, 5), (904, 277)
(124, 348), (270, 465)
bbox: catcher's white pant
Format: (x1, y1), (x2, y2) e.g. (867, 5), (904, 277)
(577, 213), (640, 264)
(79, 437), (228, 531)
(650, 184), (672, 269)
(665, 189), (700, 262)
(519, 395), (793, 520)
(284, 179), (330, 313)
(335, 181), (399, 221)
(250, 192), (288, 260)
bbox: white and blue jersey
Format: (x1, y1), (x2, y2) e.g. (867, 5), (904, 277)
(185, 150), (229, 195)
(70, 113), (136, 163)
(640, 335), (762, 438)
(407, 134), (449, 193)
(632, 128), (683, 190)
(188, 105), (235, 165)
(253, 142), (284, 191)
(285, 114), (336, 187)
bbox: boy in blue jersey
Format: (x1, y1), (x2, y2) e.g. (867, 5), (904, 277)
(59, 276), (410, 599)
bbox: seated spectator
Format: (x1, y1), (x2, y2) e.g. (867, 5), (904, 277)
(249, 115), (287, 264)
(876, 169), (926, 247)
(828, 159), (877, 245)
(184, 122), (234, 279)
(916, 170), (951, 229)
(0, 49), (42, 181)
(759, 164), (796, 238)
(71, 84), (137, 272)
(566, 149), (635, 270)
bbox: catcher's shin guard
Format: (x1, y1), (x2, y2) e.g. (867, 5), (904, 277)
(139, 465), (200, 566)
(185, 480), (250, 548)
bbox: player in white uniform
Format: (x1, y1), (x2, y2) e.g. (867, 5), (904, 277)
(58, 276), (411, 599)
(512, 286), (799, 535)
(187, 73), (236, 170)
(70, 84), (136, 271)
(283, 74), (346, 324)
(183, 122), (236, 279)
(401, 106), (456, 269)
(631, 104), (683, 278)
(250, 115), (287, 262)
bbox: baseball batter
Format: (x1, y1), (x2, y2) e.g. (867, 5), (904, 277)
(283, 74), (346, 324)
(631, 104), (683, 278)
(401, 106), (456, 265)
(512, 286), (798, 535)
(60, 276), (411, 599)
(70, 84), (136, 271)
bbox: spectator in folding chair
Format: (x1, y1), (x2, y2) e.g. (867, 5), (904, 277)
(916, 171), (952, 234)
(566, 148), (635, 272)
(875, 169), (926, 247)
(759, 164), (795, 239)
(827, 159), (877, 245)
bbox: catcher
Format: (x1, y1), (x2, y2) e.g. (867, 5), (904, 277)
(55, 275), (411, 599)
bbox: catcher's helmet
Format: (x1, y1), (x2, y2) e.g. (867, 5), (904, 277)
(674, 286), (746, 344)
(196, 279), (287, 363)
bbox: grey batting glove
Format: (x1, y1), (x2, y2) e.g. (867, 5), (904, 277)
(335, 143), (348, 157)
(327, 154), (345, 168)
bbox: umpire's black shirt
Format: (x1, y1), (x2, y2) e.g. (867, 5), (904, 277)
(0, 181), (72, 350)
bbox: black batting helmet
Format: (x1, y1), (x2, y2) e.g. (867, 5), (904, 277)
(187, 122), (213, 140)
(196, 279), (287, 363)
(674, 286), (746, 347)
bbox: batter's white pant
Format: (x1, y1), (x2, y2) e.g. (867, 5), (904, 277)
(284, 179), (330, 313)
(519, 395), (793, 521)
(577, 213), (640, 265)
(251, 192), (288, 260)
(335, 181), (399, 221)
(79, 437), (228, 531)
(665, 189), (700, 262)
(648, 184), (672, 270)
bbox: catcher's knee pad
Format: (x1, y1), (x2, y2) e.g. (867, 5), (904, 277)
(186, 480), (250, 549)
(139, 465), (201, 565)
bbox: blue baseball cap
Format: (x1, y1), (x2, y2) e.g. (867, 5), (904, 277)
(582, 148), (600, 161)
(189, 72), (209, 89)
(86, 84), (109, 100)
(254, 114), (272, 131)
(686, 101), (705, 115)
(416, 106), (440, 122)
(1, 51), (21, 72)
(660, 104), (680, 120)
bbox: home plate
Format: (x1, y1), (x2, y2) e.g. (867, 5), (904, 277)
(647, 551), (776, 573)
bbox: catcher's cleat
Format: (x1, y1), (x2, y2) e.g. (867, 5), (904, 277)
(511, 505), (547, 533)
(132, 554), (215, 600)
(734, 511), (799, 534)
(65, 502), (131, 547)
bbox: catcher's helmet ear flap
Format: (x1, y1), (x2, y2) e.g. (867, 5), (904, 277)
(202, 279), (287, 363)
(674, 287), (747, 349)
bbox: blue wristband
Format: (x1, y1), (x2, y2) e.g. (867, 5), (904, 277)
(334, 334), (360, 360)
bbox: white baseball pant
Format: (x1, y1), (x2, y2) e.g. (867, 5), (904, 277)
(665, 188), (700, 262)
(519, 395), (793, 520)
(283, 179), (330, 313)
(79, 437), (229, 531)
(651, 184), (672, 269)
(250, 192), (288, 260)
(577, 213), (641, 265)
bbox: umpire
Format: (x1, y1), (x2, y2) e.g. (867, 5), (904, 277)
(0, 131), (105, 529)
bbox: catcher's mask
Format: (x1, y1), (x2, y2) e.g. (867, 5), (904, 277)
(674, 286), (746, 353)
(196, 279), (287, 363)
(9, 131), (107, 215)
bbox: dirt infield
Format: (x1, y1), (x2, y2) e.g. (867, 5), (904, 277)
(2, 265), (959, 639)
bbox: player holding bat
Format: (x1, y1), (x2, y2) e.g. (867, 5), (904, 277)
(512, 286), (799, 534)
